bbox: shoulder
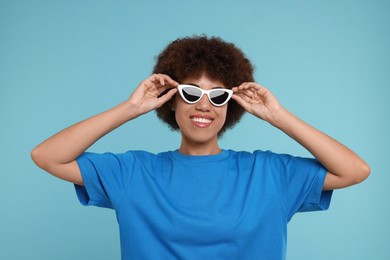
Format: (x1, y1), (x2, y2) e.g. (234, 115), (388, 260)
(79, 150), (162, 167)
(228, 149), (274, 161)
(228, 149), (318, 170)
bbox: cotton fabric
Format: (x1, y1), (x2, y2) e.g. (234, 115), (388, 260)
(75, 149), (332, 260)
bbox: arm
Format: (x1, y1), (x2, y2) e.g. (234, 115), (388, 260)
(31, 74), (178, 185)
(232, 82), (370, 190)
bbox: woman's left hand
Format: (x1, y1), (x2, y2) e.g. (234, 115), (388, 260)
(232, 83), (370, 190)
(232, 82), (282, 124)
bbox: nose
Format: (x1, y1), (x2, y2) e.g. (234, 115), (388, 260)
(195, 94), (211, 112)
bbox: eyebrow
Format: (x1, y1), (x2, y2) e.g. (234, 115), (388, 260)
(186, 83), (225, 89)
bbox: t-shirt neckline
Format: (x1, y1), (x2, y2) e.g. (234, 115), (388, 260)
(169, 149), (230, 163)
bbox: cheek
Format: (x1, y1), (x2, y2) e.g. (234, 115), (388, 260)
(172, 94), (189, 111)
(219, 106), (228, 122)
(221, 111), (227, 126)
(173, 99), (188, 128)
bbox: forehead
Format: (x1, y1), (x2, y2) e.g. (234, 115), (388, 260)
(182, 74), (225, 89)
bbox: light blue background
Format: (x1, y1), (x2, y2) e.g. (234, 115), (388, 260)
(1, 0), (389, 259)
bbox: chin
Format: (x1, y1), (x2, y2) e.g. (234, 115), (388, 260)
(181, 129), (219, 144)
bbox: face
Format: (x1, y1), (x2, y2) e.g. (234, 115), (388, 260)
(172, 74), (229, 151)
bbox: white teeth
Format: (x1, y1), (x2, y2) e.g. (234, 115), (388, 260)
(192, 117), (212, 123)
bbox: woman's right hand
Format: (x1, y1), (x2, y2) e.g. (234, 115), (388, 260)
(127, 74), (179, 117)
(31, 74), (178, 185)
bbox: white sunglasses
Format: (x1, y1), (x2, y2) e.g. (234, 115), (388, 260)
(177, 84), (233, 107)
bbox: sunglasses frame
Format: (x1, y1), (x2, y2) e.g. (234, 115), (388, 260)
(177, 84), (233, 107)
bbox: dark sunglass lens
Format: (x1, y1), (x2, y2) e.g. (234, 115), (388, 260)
(210, 90), (229, 105)
(182, 87), (201, 102)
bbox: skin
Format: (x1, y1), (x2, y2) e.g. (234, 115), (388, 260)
(173, 76), (227, 155)
(31, 73), (370, 190)
(232, 82), (371, 190)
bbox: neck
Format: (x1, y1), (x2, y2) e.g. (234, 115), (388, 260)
(178, 139), (221, 156)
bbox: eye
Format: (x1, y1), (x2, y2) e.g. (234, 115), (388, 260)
(182, 87), (202, 102)
(210, 90), (229, 104)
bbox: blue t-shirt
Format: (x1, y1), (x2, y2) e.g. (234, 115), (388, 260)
(75, 149), (332, 260)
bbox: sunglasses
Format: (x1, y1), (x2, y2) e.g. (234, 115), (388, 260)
(177, 84), (233, 107)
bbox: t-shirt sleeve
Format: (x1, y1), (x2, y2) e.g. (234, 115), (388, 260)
(74, 152), (136, 209)
(265, 151), (333, 221)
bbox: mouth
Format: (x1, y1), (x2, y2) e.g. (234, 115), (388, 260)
(190, 115), (213, 128)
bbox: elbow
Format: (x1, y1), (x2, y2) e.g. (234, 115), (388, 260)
(326, 162), (371, 190)
(361, 162), (371, 181)
(31, 146), (47, 170)
(352, 161), (371, 185)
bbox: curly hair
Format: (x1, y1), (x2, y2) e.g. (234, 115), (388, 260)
(153, 35), (255, 136)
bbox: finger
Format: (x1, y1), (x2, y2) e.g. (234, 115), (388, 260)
(147, 74), (164, 85)
(235, 82), (249, 89)
(144, 75), (170, 93)
(156, 79), (178, 92)
(152, 74), (179, 87)
(236, 88), (255, 98)
(156, 88), (178, 108)
(157, 86), (175, 96)
(240, 84), (269, 101)
(160, 74), (179, 86)
(143, 80), (157, 92)
(232, 94), (252, 111)
(235, 93), (252, 104)
(248, 83), (268, 95)
(237, 82), (263, 91)
(158, 74), (165, 86)
(149, 74), (160, 83)
(234, 86), (258, 101)
(162, 77), (179, 88)
(235, 82), (248, 91)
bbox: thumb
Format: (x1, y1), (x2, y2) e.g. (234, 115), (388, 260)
(155, 88), (178, 108)
(232, 94), (252, 112)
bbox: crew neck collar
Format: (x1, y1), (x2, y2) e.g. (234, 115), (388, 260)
(169, 149), (230, 163)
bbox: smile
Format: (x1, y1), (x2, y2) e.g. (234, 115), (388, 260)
(192, 117), (212, 123)
(190, 116), (213, 128)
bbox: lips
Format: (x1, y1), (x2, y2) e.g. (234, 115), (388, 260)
(190, 115), (214, 128)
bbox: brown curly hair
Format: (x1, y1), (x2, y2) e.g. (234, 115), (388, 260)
(153, 35), (255, 136)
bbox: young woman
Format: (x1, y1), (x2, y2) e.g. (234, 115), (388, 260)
(31, 36), (370, 259)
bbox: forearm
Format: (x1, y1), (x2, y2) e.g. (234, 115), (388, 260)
(31, 101), (136, 168)
(232, 82), (370, 189)
(270, 107), (370, 187)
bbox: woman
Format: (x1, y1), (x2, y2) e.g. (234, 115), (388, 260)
(31, 36), (370, 259)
